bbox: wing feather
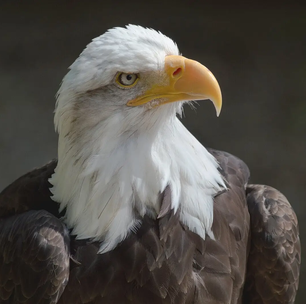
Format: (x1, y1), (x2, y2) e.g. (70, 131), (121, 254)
(0, 160), (58, 218)
(0, 210), (70, 303)
(243, 184), (301, 304)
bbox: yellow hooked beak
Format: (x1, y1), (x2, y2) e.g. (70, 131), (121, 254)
(126, 55), (222, 116)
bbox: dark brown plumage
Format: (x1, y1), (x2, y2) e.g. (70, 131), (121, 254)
(243, 185), (300, 304)
(0, 150), (300, 303)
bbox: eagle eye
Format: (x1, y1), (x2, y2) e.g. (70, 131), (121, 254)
(116, 73), (139, 88)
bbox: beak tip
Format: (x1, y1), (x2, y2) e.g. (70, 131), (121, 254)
(212, 97), (222, 117)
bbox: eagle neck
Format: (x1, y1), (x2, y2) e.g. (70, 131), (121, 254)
(50, 114), (225, 253)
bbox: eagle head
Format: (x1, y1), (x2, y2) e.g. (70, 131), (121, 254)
(54, 25), (222, 139)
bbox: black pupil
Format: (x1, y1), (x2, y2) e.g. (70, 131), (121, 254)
(126, 74), (133, 81)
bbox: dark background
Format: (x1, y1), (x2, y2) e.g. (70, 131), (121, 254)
(0, 1), (305, 302)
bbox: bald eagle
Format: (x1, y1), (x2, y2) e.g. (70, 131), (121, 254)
(0, 25), (300, 304)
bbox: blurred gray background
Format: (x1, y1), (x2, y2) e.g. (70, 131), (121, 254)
(0, 1), (305, 302)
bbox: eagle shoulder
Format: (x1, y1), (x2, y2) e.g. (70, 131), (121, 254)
(0, 209), (70, 303)
(207, 148), (250, 188)
(0, 159), (58, 218)
(243, 184), (301, 304)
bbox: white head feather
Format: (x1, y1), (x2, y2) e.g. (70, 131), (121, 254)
(49, 25), (225, 253)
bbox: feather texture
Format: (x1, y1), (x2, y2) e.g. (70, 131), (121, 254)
(0, 150), (300, 303)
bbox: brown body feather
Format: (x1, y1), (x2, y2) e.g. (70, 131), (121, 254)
(0, 150), (300, 303)
(243, 185), (300, 304)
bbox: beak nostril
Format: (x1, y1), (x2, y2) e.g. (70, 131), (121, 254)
(173, 68), (182, 77)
